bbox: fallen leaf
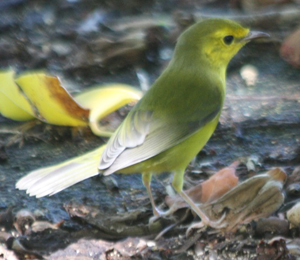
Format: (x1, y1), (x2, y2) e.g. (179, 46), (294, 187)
(200, 161), (239, 203)
(202, 168), (286, 231)
(166, 161), (239, 210)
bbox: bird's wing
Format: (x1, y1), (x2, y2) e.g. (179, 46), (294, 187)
(99, 110), (152, 169)
(99, 106), (221, 175)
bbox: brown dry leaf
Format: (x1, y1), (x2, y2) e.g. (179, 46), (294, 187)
(166, 161), (239, 211)
(200, 161), (239, 203)
(201, 168), (286, 231)
(280, 28), (300, 68)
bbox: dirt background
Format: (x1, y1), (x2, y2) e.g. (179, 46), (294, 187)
(1, 0), (300, 259)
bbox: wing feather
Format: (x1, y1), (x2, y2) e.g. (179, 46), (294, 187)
(99, 108), (220, 175)
(99, 65), (224, 175)
(99, 110), (152, 169)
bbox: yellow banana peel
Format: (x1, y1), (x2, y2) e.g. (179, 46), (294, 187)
(0, 69), (35, 121)
(0, 69), (143, 136)
(75, 84), (142, 136)
(16, 72), (90, 126)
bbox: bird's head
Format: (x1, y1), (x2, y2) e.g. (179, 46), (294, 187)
(174, 18), (269, 71)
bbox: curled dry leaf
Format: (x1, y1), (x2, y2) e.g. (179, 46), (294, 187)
(201, 168), (286, 231)
(165, 161), (239, 211)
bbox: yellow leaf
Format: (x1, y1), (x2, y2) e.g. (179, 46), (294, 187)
(75, 84), (142, 136)
(0, 69), (35, 120)
(16, 72), (90, 126)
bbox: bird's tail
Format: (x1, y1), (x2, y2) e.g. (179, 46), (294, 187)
(16, 145), (106, 198)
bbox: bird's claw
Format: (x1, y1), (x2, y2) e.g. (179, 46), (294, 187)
(186, 212), (228, 236)
(204, 211), (227, 229)
(148, 206), (177, 225)
(186, 221), (205, 237)
(149, 215), (160, 225)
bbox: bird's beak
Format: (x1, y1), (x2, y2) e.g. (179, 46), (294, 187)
(241, 31), (270, 42)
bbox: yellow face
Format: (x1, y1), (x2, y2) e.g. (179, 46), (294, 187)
(175, 19), (251, 70)
(201, 23), (250, 68)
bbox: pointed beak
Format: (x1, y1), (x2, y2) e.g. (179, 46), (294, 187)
(241, 31), (270, 42)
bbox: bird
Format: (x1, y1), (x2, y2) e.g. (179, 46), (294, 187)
(16, 18), (269, 228)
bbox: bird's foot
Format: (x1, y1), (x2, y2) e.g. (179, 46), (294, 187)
(186, 221), (206, 237)
(149, 205), (177, 225)
(204, 211), (227, 228)
(186, 212), (227, 236)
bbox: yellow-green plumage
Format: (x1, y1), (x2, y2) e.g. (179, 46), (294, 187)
(16, 18), (269, 227)
(98, 18), (268, 225)
(99, 19), (251, 176)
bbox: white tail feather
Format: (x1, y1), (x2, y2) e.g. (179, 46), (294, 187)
(16, 145), (105, 197)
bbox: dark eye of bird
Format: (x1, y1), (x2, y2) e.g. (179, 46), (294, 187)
(223, 35), (234, 45)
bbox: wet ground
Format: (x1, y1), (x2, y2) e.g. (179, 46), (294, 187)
(1, 0), (300, 259)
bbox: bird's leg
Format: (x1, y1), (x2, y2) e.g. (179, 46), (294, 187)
(142, 172), (178, 224)
(142, 172), (162, 216)
(172, 169), (227, 229)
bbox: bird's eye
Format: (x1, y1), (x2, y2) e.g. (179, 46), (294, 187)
(223, 35), (234, 45)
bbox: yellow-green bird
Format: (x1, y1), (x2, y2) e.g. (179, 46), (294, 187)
(17, 18), (269, 228)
